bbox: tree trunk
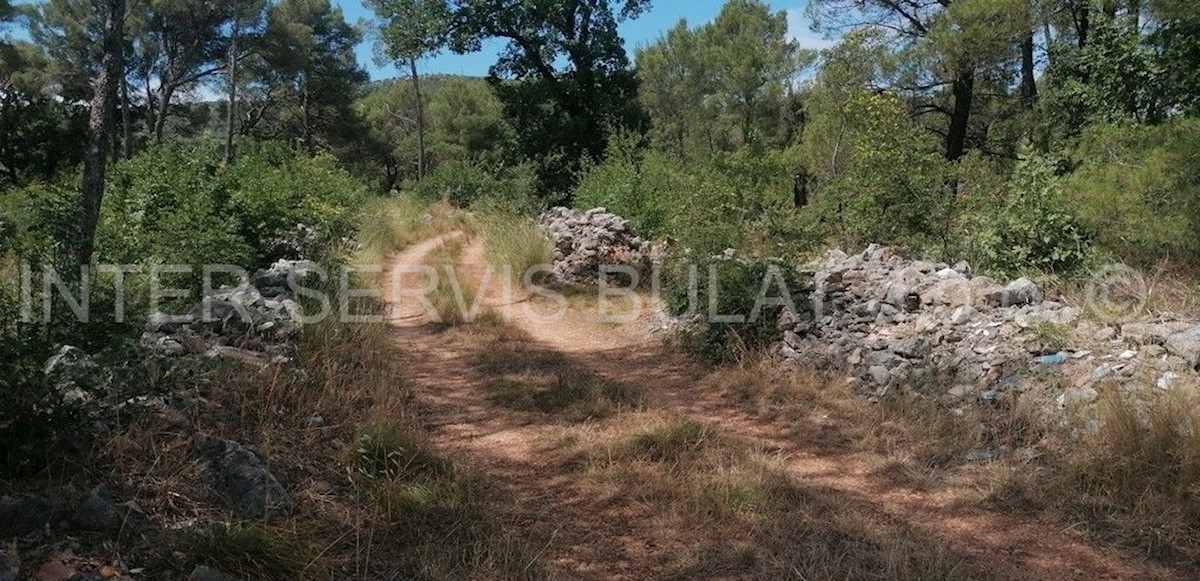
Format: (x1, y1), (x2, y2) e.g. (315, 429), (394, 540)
(153, 84), (173, 141)
(225, 2), (239, 165)
(1076, 1), (1090, 48)
(793, 170), (809, 209)
(945, 69), (974, 162)
(1020, 32), (1038, 108)
(301, 72), (313, 156)
(409, 59), (426, 180)
(78, 0), (125, 266)
(121, 78), (132, 159)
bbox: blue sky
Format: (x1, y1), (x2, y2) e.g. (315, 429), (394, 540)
(337, 0), (832, 81)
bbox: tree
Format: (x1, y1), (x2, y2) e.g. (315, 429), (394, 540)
(810, 0), (1029, 162)
(1, 29), (90, 186)
(78, 0), (125, 265)
(637, 1), (804, 154)
(369, 0), (451, 180)
(250, 0), (366, 155)
(636, 20), (713, 154)
(703, 0), (798, 147)
(357, 76), (511, 191)
(223, 0), (268, 164)
(429, 77), (511, 164)
(134, 0), (231, 140)
(30, 0), (107, 102)
(401, 0), (652, 200)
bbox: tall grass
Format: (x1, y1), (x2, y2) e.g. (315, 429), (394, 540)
(356, 196), (474, 265)
(423, 238), (480, 327)
(995, 387), (1200, 560)
(476, 211), (554, 285)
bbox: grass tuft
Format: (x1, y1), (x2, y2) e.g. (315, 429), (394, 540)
(183, 523), (312, 580)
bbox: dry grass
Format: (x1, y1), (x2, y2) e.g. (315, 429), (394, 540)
(97, 298), (548, 579)
(476, 211), (554, 286)
(1054, 260), (1200, 322)
(713, 360), (981, 461)
(557, 414), (986, 579)
(355, 196), (475, 266)
(710, 355), (1200, 567)
(423, 237), (481, 327)
(992, 387), (1200, 562)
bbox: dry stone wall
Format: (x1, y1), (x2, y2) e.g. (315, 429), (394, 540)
(538, 207), (652, 286)
(780, 245), (1200, 406)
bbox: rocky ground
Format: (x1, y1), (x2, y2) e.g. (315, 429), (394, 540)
(4, 260), (317, 581)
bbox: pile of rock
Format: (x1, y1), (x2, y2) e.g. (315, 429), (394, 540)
(780, 245), (1200, 405)
(141, 259), (318, 366)
(538, 207), (651, 286)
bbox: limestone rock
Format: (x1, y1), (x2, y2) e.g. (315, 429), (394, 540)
(192, 435), (290, 519)
(72, 486), (122, 533)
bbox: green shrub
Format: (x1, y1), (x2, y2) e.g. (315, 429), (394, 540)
(814, 92), (954, 250)
(964, 157), (1093, 278)
(575, 137), (798, 256)
(0, 179), (82, 267)
(414, 161), (536, 209)
(663, 254), (810, 363)
(103, 143), (363, 270)
(1062, 119), (1200, 267)
(574, 133), (676, 236)
(221, 143), (363, 264)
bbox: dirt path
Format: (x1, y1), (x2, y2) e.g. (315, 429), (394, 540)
(384, 234), (1180, 581)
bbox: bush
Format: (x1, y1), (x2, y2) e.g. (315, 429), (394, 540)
(575, 138), (798, 255)
(1062, 119), (1200, 267)
(814, 92), (954, 250)
(663, 254), (810, 363)
(103, 143), (363, 270)
(963, 157), (1093, 278)
(221, 143), (363, 264)
(0, 178), (82, 267)
(413, 161), (536, 209)
(574, 133), (675, 236)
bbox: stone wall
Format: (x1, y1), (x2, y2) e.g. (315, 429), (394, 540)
(538, 207), (651, 286)
(780, 245), (1200, 406)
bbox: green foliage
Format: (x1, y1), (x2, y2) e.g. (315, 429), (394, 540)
(356, 76), (513, 191)
(102, 143), (364, 285)
(1043, 14), (1166, 132)
(1063, 119), (1200, 267)
(663, 255), (809, 363)
(636, 0), (804, 154)
(0, 43), (88, 188)
(0, 178), (82, 267)
(575, 132), (800, 255)
(449, 0), (651, 200)
(965, 157), (1092, 277)
(815, 92), (954, 249)
(248, 0), (367, 154)
(573, 133), (674, 236)
(412, 160), (534, 209)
